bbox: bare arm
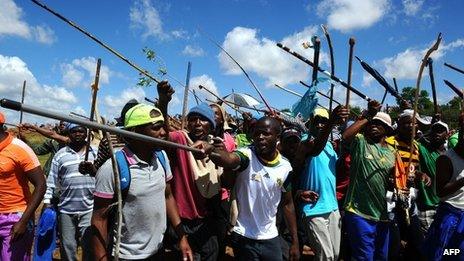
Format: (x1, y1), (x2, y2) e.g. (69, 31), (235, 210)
(156, 81), (175, 133)
(282, 191), (300, 261)
(11, 166), (46, 241)
(165, 183), (193, 261)
(306, 105), (349, 156)
(91, 197), (112, 261)
(342, 100), (381, 143)
(30, 124), (69, 144)
(436, 154), (464, 198)
(209, 146), (241, 170)
(342, 118), (369, 143)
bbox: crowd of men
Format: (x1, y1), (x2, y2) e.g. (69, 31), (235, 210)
(0, 80), (463, 261)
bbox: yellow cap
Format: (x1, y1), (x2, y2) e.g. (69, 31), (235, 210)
(124, 104), (164, 128)
(312, 108), (329, 119)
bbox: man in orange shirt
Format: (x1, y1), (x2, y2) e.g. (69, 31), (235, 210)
(0, 111), (46, 260)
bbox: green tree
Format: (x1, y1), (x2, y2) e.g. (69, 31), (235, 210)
(396, 86), (434, 114)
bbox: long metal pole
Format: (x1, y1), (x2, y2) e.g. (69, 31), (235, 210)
(0, 99), (205, 154)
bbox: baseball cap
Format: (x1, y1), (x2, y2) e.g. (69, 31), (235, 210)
(399, 109), (428, 125)
(66, 123), (84, 131)
(372, 112), (393, 131)
(312, 108), (329, 120)
(115, 99), (139, 126)
(124, 104), (164, 129)
(432, 121), (449, 133)
(281, 127), (302, 141)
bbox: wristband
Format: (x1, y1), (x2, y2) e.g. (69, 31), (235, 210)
(174, 223), (186, 238)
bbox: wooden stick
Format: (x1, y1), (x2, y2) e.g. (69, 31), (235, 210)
(198, 85), (244, 114)
(181, 62), (192, 129)
(407, 33), (442, 179)
(85, 58), (101, 161)
(31, 0), (160, 84)
(299, 81), (342, 105)
(346, 38), (355, 107)
(321, 25), (336, 113)
(100, 118), (122, 260)
(19, 81), (26, 124)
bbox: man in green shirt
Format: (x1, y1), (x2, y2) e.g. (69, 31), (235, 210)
(417, 121), (448, 235)
(342, 100), (396, 260)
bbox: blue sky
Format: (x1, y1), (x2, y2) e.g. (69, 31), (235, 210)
(1, 0), (463, 123)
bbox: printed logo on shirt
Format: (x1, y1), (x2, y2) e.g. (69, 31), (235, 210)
(252, 174), (262, 182)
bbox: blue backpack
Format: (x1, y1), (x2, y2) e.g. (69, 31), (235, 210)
(114, 149), (168, 199)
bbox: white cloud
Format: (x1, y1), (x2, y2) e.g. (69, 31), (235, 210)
(0, 0), (30, 38)
(31, 25), (57, 44)
(172, 29), (189, 39)
(189, 75), (220, 101)
(316, 0), (390, 32)
(103, 87), (146, 117)
(61, 57), (111, 88)
(0, 54), (78, 123)
(377, 38), (464, 81)
(0, 0), (56, 44)
(73, 106), (87, 117)
(402, 0), (424, 16)
(218, 26), (326, 87)
(182, 45), (205, 57)
(129, 0), (167, 40)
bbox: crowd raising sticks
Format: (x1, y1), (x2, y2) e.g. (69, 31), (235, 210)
(0, 3), (463, 260)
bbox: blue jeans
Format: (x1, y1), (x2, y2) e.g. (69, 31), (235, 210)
(59, 211), (92, 261)
(344, 212), (390, 260)
(230, 232), (282, 261)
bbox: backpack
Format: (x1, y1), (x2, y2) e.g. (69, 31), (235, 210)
(107, 149), (168, 254)
(114, 149), (168, 199)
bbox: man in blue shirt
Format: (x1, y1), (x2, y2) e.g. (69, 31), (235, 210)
(294, 108), (348, 261)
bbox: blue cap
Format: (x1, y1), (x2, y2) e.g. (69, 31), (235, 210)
(66, 123), (82, 131)
(187, 103), (216, 129)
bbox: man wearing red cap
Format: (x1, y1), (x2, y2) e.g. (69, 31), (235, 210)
(0, 111), (46, 260)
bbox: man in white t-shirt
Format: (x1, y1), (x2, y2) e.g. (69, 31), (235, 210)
(206, 116), (300, 261)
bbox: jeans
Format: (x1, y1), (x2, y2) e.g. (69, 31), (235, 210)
(230, 232), (282, 261)
(59, 211), (93, 261)
(0, 212), (34, 261)
(345, 211), (390, 261)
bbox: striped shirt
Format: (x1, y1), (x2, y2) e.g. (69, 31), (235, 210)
(44, 146), (97, 214)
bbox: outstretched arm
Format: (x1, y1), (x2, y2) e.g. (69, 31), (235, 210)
(20, 123), (69, 144)
(306, 105), (350, 156)
(342, 100), (381, 143)
(156, 81), (175, 133)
